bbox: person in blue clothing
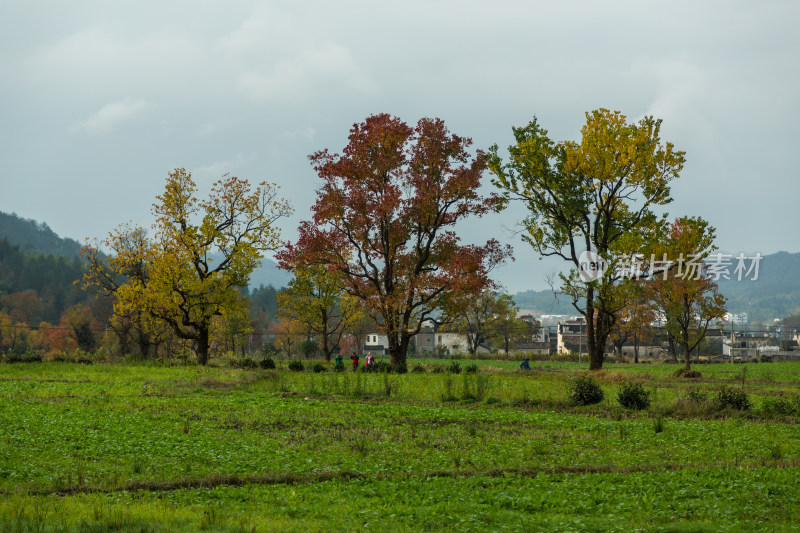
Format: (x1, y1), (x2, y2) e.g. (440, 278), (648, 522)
(520, 357), (530, 370)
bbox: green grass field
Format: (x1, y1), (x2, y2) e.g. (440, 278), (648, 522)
(1, 359), (799, 531)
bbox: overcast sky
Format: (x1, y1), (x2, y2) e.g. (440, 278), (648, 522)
(1, 1), (797, 293)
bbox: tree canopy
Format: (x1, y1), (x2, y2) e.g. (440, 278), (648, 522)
(82, 168), (291, 364)
(279, 114), (511, 371)
(489, 109), (685, 370)
(276, 264), (362, 361)
(645, 216), (726, 370)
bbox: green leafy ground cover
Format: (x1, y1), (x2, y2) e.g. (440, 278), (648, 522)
(1, 361), (799, 531)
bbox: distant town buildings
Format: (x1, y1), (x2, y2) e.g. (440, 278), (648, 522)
(724, 312), (749, 325)
(359, 308), (798, 361)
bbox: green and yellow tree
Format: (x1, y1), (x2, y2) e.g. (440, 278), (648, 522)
(645, 216), (726, 371)
(445, 289), (532, 356)
(276, 264), (362, 361)
(489, 109), (684, 370)
(82, 168), (291, 364)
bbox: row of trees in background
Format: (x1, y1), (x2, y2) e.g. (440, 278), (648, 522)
(2, 108), (730, 371)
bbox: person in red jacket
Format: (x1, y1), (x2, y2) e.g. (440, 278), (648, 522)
(351, 352), (359, 371)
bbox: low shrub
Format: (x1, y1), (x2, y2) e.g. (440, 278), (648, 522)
(288, 360), (305, 372)
(465, 363), (479, 374)
(715, 386), (751, 411)
(448, 361), (462, 374)
(684, 386), (707, 403)
(570, 375), (604, 406)
(231, 357), (258, 369)
(259, 357), (276, 370)
(674, 368), (702, 379)
(758, 396), (797, 417)
(2, 350), (44, 363)
(312, 362), (327, 373)
(617, 381), (651, 410)
(411, 363), (426, 373)
(371, 360), (393, 373)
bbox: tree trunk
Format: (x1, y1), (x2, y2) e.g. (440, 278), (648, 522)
(389, 333), (409, 373)
(468, 333), (478, 356)
(197, 325), (210, 366)
(387, 331), (408, 372)
(586, 309), (605, 371)
(683, 340), (692, 371)
(667, 334), (678, 363)
(634, 333), (640, 364)
(321, 309), (332, 361)
(321, 325), (332, 361)
(136, 332), (149, 359)
(614, 339), (623, 358)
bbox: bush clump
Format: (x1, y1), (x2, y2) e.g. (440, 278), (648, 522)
(312, 362), (327, 373)
(448, 361), (462, 374)
(2, 351), (43, 363)
(715, 386), (751, 411)
(371, 360), (393, 373)
(759, 396), (797, 418)
(411, 363), (426, 373)
(674, 368), (702, 379)
(684, 386), (707, 403)
(617, 381), (651, 410)
(570, 375), (604, 406)
(288, 360), (305, 372)
(259, 357), (276, 370)
(465, 363), (479, 374)
(231, 357), (258, 369)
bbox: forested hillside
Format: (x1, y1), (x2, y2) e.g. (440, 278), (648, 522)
(0, 212), (83, 257)
(0, 238), (93, 323)
(717, 251), (800, 322)
(0, 211), (284, 357)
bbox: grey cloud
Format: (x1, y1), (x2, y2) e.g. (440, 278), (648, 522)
(0, 0), (797, 293)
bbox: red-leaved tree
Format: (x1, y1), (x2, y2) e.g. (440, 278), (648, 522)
(278, 114), (511, 371)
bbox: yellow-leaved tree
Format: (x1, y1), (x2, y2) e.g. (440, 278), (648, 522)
(82, 168), (291, 364)
(276, 264), (363, 361)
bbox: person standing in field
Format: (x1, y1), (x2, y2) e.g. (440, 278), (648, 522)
(351, 352), (359, 372)
(334, 353), (344, 371)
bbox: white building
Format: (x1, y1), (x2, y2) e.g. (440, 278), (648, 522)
(724, 312), (749, 325)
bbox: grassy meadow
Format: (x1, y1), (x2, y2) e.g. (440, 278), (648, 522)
(1, 358), (799, 531)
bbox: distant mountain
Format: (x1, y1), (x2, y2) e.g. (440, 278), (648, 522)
(512, 251), (800, 324)
(512, 289), (581, 316)
(717, 251), (800, 322)
(247, 257), (292, 290)
(0, 211), (83, 258)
